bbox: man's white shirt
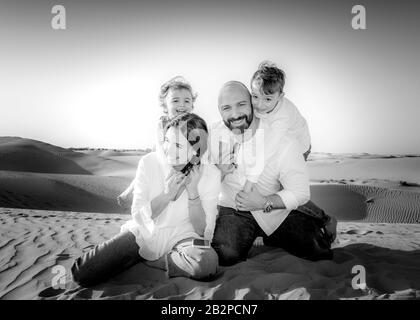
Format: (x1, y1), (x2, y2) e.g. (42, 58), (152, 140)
(210, 118), (310, 236)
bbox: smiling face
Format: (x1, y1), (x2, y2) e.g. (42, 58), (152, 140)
(164, 88), (194, 119)
(163, 126), (195, 171)
(218, 83), (253, 134)
(251, 80), (282, 115)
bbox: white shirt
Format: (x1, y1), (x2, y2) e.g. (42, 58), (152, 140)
(255, 96), (311, 154)
(209, 119), (310, 236)
(120, 150), (221, 261)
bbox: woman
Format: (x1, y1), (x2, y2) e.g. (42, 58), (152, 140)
(72, 113), (221, 287)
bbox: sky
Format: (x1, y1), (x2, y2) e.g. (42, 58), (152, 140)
(0, 0), (419, 153)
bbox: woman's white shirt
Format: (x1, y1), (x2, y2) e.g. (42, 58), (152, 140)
(120, 149), (221, 261)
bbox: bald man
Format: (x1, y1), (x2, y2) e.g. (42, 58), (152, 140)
(209, 81), (335, 266)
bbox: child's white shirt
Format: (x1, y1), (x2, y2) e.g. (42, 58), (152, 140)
(255, 96), (311, 154)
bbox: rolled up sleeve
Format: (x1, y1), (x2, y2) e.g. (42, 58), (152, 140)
(131, 157), (155, 237)
(275, 140), (310, 210)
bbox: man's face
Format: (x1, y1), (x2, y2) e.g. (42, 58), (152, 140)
(218, 86), (253, 134)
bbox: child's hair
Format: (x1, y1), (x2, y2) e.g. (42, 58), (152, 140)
(159, 76), (197, 115)
(251, 61), (286, 95)
(164, 112), (208, 158)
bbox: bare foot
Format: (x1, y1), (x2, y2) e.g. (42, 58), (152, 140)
(253, 237), (264, 246)
(325, 216), (337, 242)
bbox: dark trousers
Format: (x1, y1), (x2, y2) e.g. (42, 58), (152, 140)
(211, 201), (333, 266)
(71, 231), (142, 287)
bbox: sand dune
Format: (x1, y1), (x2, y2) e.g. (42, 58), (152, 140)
(0, 137), (138, 213)
(0, 208), (128, 299)
(0, 171), (127, 213)
(0, 137), (139, 179)
(1, 139), (419, 300)
(0, 208), (419, 300)
(311, 184), (420, 223)
(308, 153), (420, 185)
(0, 138), (91, 175)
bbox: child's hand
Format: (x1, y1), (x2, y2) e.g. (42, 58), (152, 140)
(253, 237), (264, 246)
(216, 163), (236, 181)
(117, 194), (131, 210)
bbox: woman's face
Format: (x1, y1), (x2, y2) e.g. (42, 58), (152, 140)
(164, 88), (194, 119)
(163, 126), (196, 171)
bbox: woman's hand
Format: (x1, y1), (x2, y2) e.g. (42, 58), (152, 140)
(164, 170), (187, 201)
(185, 165), (203, 197)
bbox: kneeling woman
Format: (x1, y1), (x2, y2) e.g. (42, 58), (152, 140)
(72, 113), (221, 286)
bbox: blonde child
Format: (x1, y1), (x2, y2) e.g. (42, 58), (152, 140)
(117, 76), (197, 210)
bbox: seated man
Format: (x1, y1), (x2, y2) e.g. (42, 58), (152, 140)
(210, 81), (335, 266)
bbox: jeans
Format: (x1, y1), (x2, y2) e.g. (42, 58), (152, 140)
(71, 231), (219, 287)
(211, 200), (333, 266)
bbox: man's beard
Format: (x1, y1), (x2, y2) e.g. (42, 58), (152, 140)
(223, 113), (253, 134)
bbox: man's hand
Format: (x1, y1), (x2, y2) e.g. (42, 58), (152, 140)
(235, 185), (267, 211)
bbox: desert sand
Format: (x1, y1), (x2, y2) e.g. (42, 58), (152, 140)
(0, 137), (419, 300)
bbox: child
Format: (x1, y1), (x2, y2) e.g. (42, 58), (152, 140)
(251, 61), (311, 159)
(117, 76), (197, 210)
(242, 60), (312, 193)
(246, 61), (314, 246)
